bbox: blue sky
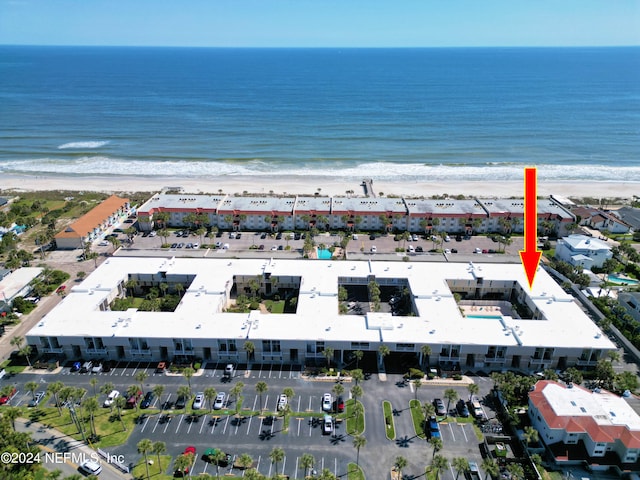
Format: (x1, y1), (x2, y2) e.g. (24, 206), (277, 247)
(1, 0), (639, 47)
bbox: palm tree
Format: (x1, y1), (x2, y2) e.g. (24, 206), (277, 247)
(114, 395), (127, 431)
(467, 383), (480, 401)
(420, 344), (432, 369)
(134, 371), (148, 395)
(204, 387), (217, 412)
(394, 456), (408, 479)
(182, 366), (195, 391)
(152, 385), (165, 411)
(244, 469), (262, 480)
(523, 426), (540, 446)
(236, 453), (253, 470)
(83, 396), (100, 438)
(211, 450), (227, 479)
(352, 350), (364, 369)
(269, 447), (285, 477)
(322, 347), (334, 369)
(124, 278), (138, 297)
(48, 381), (65, 416)
(412, 378), (422, 400)
(136, 439), (153, 479)
(352, 434), (366, 471)
(243, 340), (255, 363)
(152, 441), (167, 470)
(481, 458), (499, 480)
(255, 381), (268, 412)
(444, 388), (458, 417)
(332, 383), (345, 399)
(378, 344), (390, 368)
(177, 385), (191, 412)
(423, 401), (436, 420)
(230, 381), (245, 412)
(351, 384), (363, 404)
(3, 406), (20, 430)
(350, 369), (364, 385)
(25, 380), (38, 400)
(429, 437), (443, 459)
(283, 387), (295, 404)
(174, 453), (193, 477)
(431, 454), (449, 480)
(89, 377), (98, 397)
(507, 463), (524, 480)
(453, 457), (470, 480)
(300, 453), (315, 478)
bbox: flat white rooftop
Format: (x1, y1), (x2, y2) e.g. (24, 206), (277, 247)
(30, 257), (614, 352)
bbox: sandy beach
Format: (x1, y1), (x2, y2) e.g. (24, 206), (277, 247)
(2, 173), (639, 200)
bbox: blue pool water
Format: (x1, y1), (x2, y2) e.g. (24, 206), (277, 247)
(317, 249), (332, 260)
(607, 274), (639, 285)
(467, 314), (502, 319)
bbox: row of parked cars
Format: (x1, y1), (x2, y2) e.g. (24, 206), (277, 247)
(70, 359), (112, 374)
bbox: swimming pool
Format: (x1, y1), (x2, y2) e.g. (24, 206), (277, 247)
(466, 314), (502, 319)
(607, 274), (639, 285)
(317, 249), (332, 260)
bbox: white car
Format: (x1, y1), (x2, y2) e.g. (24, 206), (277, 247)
(412, 234), (419, 241)
(277, 394), (288, 411)
(103, 390), (120, 407)
(322, 414), (333, 435)
(80, 459), (102, 476)
(352, 234), (358, 240)
(98, 241), (109, 246)
(322, 393), (333, 412)
(192, 242), (199, 249)
(213, 392), (226, 410)
(408, 245), (415, 253)
(193, 392), (204, 410)
(370, 245), (377, 253)
(149, 231), (157, 237)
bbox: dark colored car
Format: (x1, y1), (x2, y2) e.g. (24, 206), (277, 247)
(260, 232), (267, 239)
(140, 391), (155, 409)
(415, 246), (423, 252)
(258, 244), (265, 250)
(126, 390), (142, 409)
(71, 361), (82, 372)
(369, 234), (376, 240)
(456, 399), (470, 417)
(216, 231), (223, 238)
(101, 360), (112, 372)
(276, 233), (282, 240)
(175, 396), (187, 410)
(428, 415), (441, 438)
(236, 233), (242, 239)
(336, 396), (345, 413)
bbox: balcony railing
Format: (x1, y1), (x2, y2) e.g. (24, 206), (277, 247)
(484, 356), (506, 364)
(42, 347), (64, 354)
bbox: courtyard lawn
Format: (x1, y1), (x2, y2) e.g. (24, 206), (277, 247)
(0, 359), (27, 374)
(263, 299), (285, 313)
(382, 400), (396, 440)
(409, 399), (426, 439)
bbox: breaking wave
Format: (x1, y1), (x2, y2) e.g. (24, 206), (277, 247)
(57, 141), (110, 149)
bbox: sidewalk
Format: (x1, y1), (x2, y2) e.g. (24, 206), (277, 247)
(15, 418), (132, 479)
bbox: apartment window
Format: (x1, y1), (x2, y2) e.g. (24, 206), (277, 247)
(351, 342), (369, 350)
(397, 343), (415, 351)
(40, 337), (51, 349)
(263, 340), (281, 353)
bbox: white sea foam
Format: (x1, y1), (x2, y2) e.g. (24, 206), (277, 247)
(3, 157), (640, 183)
(57, 141), (110, 149)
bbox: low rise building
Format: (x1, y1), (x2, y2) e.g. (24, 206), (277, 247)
(529, 380), (640, 471)
(26, 258), (614, 371)
(54, 195), (131, 249)
(555, 235), (613, 270)
(0, 267), (43, 312)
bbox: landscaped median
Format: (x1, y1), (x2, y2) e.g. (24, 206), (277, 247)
(382, 400), (396, 440)
(409, 399), (426, 439)
(345, 398), (365, 435)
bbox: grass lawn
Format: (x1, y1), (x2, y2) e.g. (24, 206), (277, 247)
(0, 359), (27, 374)
(263, 299), (285, 313)
(348, 463), (365, 480)
(132, 454), (172, 480)
(29, 405), (139, 449)
(382, 400), (396, 440)
(409, 399), (426, 439)
(345, 399), (365, 435)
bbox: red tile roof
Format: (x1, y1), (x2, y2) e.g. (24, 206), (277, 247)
(55, 195), (129, 240)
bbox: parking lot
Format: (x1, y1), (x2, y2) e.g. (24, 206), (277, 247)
(4, 359), (499, 479)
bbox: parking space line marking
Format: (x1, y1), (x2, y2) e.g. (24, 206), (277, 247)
(222, 415), (230, 434)
(297, 418), (302, 436)
(131, 361), (140, 376)
(409, 382), (414, 393)
(460, 423), (468, 442)
(251, 394), (258, 411)
(335, 457), (338, 477)
(199, 415), (208, 434)
(175, 414), (184, 434)
(163, 416), (172, 434)
(142, 364), (149, 374)
(308, 396), (313, 412)
(281, 456), (286, 476)
(210, 416), (219, 434)
(258, 417), (264, 437)
(258, 365), (263, 378)
(234, 415), (240, 435)
(186, 417), (194, 434)
(294, 456), (299, 479)
(268, 364), (273, 378)
(448, 422), (456, 441)
(296, 396), (301, 412)
(151, 415), (162, 433)
(321, 457), (325, 471)
(140, 415), (151, 432)
(246, 414), (254, 435)
(263, 395), (269, 411)
(279, 363), (283, 379)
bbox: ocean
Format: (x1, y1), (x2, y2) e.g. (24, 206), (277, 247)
(0, 46), (638, 182)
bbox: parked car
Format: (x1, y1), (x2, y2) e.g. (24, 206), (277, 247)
(70, 361), (82, 372)
(370, 245), (377, 253)
(28, 391), (46, 407)
(336, 396), (345, 413)
(203, 448), (232, 467)
(79, 361), (93, 373)
(260, 233), (267, 239)
(469, 399), (485, 419)
(277, 394), (288, 411)
(415, 246), (424, 252)
(141, 391), (155, 409)
(175, 446), (196, 476)
(80, 459), (102, 476)
(213, 392), (226, 410)
(91, 361), (103, 374)
(175, 395), (187, 410)
(456, 399), (470, 417)
(322, 393), (333, 412)
(103, 390), (120, 407)
(101, 360), (112, 372)
(224, 364), (234, 378)
(193, 392), (205, 410)
(126, 390), (142, 409)
(0, 387), (17, 405)
(433, 398), (446, 416)
(236, 233), (242, 239)
(322, 414), (333, 435)
(428, 415), (441, 438)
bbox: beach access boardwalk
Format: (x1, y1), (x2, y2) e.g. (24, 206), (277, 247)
(361, 178), (376, 197)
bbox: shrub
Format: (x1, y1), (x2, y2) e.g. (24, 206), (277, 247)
(249, 301), (259, 310)
(408, 368), (424, 379)
(193, 362), (201, 370)
(452, 374), (462, 381)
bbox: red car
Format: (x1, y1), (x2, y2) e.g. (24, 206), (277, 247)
(174, 446), (196, 476)
(0, 387), (17, 405)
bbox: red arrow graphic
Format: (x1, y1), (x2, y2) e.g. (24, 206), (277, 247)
(519, 167), (542, 289)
